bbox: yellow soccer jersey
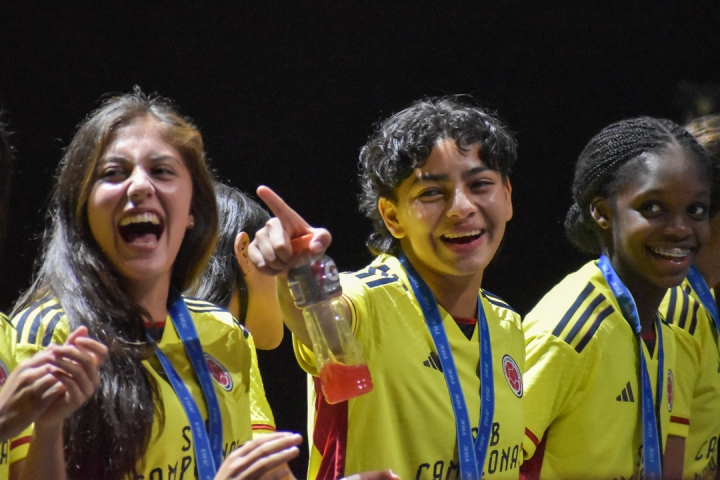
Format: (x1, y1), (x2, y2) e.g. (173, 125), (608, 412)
(522, 261), (681, 480)
(661, 281), (720, 479)
(0, 313), (31, 480)
(294, 255), (525, 480)
(247, 332), (276, 437)
(12, 297), (253, 477)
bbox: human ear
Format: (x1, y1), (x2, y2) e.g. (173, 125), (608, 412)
(589, 198), (610, 229)
(378, 197), (405, 239)
(234, 231), (251, 275)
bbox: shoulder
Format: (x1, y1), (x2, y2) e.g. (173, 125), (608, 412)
(12, 296), (69, 347)
(524, 261), (621, 355)
(341, 255), (407, 292)
(340, 256), (411, 311)
(183, 296), (250, 339)
(482, 289), (521, 330)
(662, 282), (704, 337)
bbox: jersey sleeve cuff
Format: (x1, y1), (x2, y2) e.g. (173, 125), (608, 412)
(9, 424), (33, 465)
(251, 423), (277, 438)
(667, 416), (690, 438)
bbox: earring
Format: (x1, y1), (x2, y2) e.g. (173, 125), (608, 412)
(189, 220), (195, 229)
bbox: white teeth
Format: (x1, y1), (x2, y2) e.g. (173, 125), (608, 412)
(651, 247), (692, 257)
(443, 230), (482, 239)
(119, 212), (160, 226)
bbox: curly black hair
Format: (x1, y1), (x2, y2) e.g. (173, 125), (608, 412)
(565, 116), (711, 254)
(358, 96), (517, 256)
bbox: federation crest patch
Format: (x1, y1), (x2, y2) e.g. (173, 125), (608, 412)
(205, 353), (233, 391)
(667, 369), (673, 412)
(0, 359), (8, 388)
(502, 355), (523, 397)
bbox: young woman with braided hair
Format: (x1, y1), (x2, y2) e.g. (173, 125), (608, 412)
(521, 117), (712, 479)
(659, 114), (720, 479)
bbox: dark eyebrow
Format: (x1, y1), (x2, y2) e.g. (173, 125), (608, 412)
(99, 154), (180, 164)
(411, 165), (492, 185)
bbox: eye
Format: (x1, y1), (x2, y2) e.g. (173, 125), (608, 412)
(470, 178), (493, 190)
(639, 202), (663, 216)
(151, 165), (176, 177)
(688, 203), (709, 220)
(417, 188), (443, 200)
(98, 165), (126, 182)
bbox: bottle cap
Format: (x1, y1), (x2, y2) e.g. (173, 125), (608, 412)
(287, 255), (342, 307)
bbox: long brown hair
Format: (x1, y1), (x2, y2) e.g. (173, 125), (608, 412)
(14, 88), (218, 479)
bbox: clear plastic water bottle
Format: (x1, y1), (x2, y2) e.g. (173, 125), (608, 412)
(287, 248), (373, 404)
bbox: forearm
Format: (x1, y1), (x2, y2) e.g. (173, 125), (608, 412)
(276, 276), (311, 347)
(664, 435), (685, 480)
(17, 423), (67, 480)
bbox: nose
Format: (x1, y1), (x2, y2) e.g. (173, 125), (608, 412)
(446, 187), (475, 219)
(664, 213), (692, 240)
(127, 169), (154, 204)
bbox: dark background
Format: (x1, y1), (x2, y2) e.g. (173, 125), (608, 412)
(1, 3), (719, 475)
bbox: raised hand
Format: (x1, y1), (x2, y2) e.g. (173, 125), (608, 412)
(0, 349), (66, 442)
(248, 186), (332, 276)
(33, 326), (108, 428)
(214, 432), (302, 480)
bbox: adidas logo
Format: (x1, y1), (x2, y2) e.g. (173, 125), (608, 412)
(616, 382), (635, 402)
(423, 352), (443, 372)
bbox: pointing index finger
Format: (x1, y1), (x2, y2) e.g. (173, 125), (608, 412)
(257, 185), (312, 236)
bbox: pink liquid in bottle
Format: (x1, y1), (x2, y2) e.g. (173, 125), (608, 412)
(319, 363), (374, 404)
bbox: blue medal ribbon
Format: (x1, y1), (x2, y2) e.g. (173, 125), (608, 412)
(686, 265), (720, 337)
(399, 255), (495, 480)
(598, 255), (664, 480)
(151, 297), (224, 480)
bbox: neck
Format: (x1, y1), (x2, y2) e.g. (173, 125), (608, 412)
(124, 276), (171, 326)
(403, 253), (483, 318)
(607, 256), (663, 334)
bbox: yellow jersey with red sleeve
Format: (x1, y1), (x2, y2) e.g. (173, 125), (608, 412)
(12, 296), (253, 477)
(521, 261), (679, 480)
(293, 254), (525, 480)
(0, 313), (31, 480)
(661, 281), (720, 479)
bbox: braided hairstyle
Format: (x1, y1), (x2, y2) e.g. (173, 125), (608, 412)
(685, 115), (720, 212)
(566, 116), (711, 254)
(359, 96), (517, 256)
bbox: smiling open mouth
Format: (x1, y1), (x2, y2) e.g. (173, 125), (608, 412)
(118, 213), (164, 244)
(442, 230), (483, 245)
(649, 246), (693, 261)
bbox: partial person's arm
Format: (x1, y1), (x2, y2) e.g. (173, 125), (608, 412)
(248, 186), (332, 348)
(664, 435), (685, 480)
(214, 432), (399, 480)
(215, 432), (301, 480)
(14, 327), (107, 480)
(0, 350), (69, 442)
